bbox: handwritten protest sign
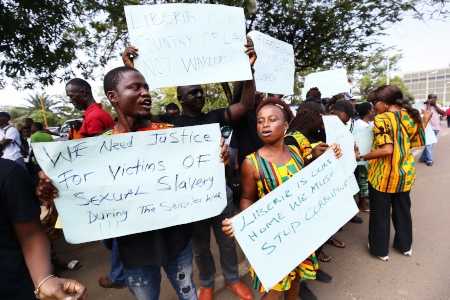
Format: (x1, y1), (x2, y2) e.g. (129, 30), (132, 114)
(32, 124), (226, 244)
(247, 31), (295, 95)
(124, 4), (252, 88)
(303, 69), (349, 98)
(424, 123), (437, 145)
(323, 116), (357, 176)
(231, 150), (358, 290)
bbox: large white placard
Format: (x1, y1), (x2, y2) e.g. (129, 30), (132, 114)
(323, 115), (357, 176)
(247, 31), (295, 95)
(32, 124), (226, 244)
(124, 4), (252, 88)
(353, 122), (374, 166)
(303, 69), (350, 98)
(231, 150), (358, 290)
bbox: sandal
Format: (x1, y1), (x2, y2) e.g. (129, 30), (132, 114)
(327, 237), (345, 248)
(317, 251), (331, 262)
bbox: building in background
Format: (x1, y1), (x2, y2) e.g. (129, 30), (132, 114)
(403, 67), (450, 106)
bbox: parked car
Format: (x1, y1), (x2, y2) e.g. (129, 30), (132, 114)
(59, 118), (83, 141)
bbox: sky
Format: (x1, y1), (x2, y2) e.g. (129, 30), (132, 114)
(1, 9), (450, 107)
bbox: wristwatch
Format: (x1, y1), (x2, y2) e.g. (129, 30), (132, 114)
(306, 154), (313, 161)
(360, 155), (365, 162)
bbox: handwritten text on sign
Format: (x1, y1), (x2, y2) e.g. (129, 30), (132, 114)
(32, 124), (226, 244)
(124, 4), (252, 88)
(231, 151), (358, 290)
(248, 31), (295, 95)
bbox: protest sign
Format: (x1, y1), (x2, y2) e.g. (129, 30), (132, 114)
(303, 69), (350, 98)
(247, 31), (295, 95)
(32, 124), (226, 244)
(425, 123), (437, 145)
(124, 4), (252, 88)
(353, 122), (374, 166)
(323, 115), (357, 176)
(231, 150), (358, 290)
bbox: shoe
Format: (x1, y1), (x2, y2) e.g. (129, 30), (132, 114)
(350, 215), (363, 223)
(368, 243), (389, 261)
(426, 162), (433, 166)
(225, 281), (253, 300)
(299, 281), (317, 300)
(199, 287), (214, 300)
(418, 159), (426, 163)
(403, 249), (412, 256)
(98, 275), (127, 289)
(315, 269), (332, 283)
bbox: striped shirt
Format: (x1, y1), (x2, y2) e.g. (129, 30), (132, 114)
(285, 131), (321, 159)
(368, 111), (425, 193)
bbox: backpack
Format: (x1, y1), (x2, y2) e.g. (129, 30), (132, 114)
(4, 126), (30, 158)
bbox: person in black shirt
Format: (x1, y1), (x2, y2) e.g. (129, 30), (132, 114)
(121, 37), (256, 300)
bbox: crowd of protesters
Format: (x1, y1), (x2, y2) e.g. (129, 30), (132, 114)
(0, 31), (441, 300)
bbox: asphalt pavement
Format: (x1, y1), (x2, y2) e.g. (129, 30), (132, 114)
(54, 121), (450, 300)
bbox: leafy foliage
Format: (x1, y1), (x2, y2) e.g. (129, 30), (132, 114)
(355, 48), (413, 100)
(1, 0), (448, 90)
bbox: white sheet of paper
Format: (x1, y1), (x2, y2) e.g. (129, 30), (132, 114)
(323, 115), (357, 176)
(303, 69), (349, 98)
(32, 124), (226, 244)
(247, 31), (295, 95)
(353, 122), (374, 156)
(424, 123), (437, 145)
(231, 150), (358, 290)
(124, 4), (251, 88)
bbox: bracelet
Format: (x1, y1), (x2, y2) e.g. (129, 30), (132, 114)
(34, 275), (56, 299)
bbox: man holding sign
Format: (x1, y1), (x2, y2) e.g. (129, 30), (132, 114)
(122, 36), (256, 300)
(37, 66), (231, 300)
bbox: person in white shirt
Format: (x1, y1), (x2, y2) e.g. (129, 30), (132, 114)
(418, 94), (446, 166)
(0, 112), (25, 169)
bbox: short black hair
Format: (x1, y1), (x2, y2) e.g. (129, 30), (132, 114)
(355, 102), (373, 118)
(103, 66), (139, 96)
(32, 122), (44, 131)
(66, 78), (92, 94)
(165, 103), (180, 111)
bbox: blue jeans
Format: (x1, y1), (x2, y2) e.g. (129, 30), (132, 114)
(190, 186), (238, 288)
(100, 238), (125, 284)
(124, 243), (197, 300)
(419, 129), (439, 163)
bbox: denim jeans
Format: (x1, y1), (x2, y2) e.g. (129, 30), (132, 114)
(100, 238), (125, 284)
(419, 129), (439, 163)
(124, 243), (197, 300)
(191, 186), (238, 288)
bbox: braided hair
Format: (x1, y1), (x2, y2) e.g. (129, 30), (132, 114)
(368, 85), (422, 126)
(325, 93), (354, 118)
(288, 101), (325, 132)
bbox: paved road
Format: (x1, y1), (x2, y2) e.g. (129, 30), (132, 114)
(55, 122), (450, 299)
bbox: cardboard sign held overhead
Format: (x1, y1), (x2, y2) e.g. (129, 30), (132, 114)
(124, 4), (252, 88)
(303, 69), (349, 98)
(248, 31), (295, 95)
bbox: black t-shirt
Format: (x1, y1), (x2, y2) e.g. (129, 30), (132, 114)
(98, 129), (194, 269)
(0, 158), (41, 299)
(157, 108), (227, 127)
(230, 110), (264, 168)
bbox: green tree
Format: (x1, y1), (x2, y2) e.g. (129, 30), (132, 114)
(22, 93), (61, 114)
(1, 0), (448, 89)
(28, 110), (61, 127)
(355, 48), (412, 100)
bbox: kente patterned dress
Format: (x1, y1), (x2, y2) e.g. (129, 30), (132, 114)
(246, 145), (318, 292)
(285, 131), (322, 159)
(368, 111), (425, 193)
